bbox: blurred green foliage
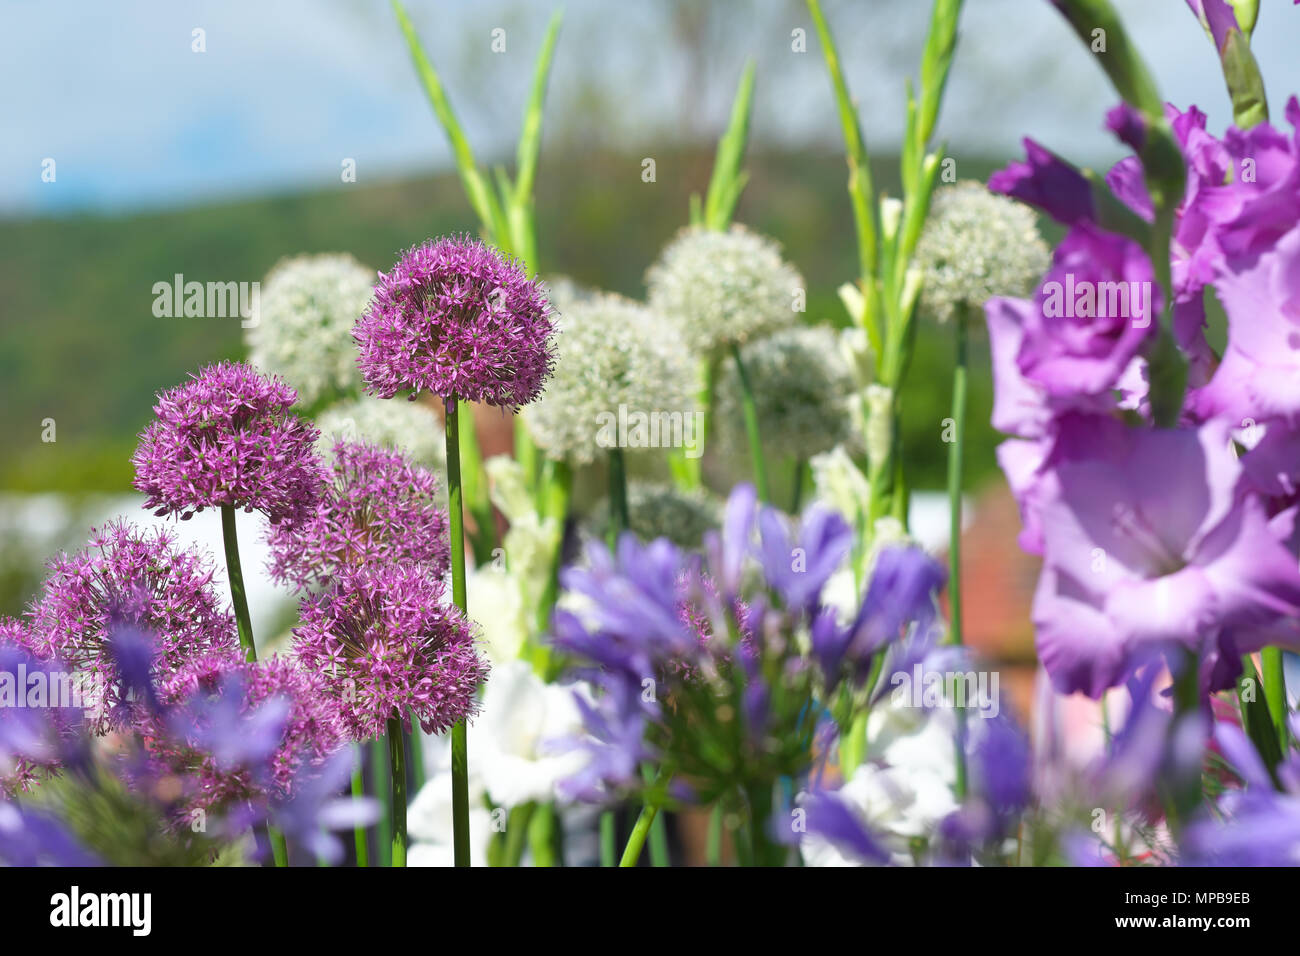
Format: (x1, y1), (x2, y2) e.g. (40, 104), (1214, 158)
(0, 148), (1015, 496)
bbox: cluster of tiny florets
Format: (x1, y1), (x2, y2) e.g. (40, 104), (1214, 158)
(132, 361), (326, 523)
(523, 294), (698, 465)
(646, 224), (804, 354)
(292, 566), (487, 740)
(267, 440), (450, 591)
(587, 481), (721, 550)
(148, 647), (347, 810)
(315, 395), (446, 471)
(914, 180), (1050, 324)
(24, 521), (236, 732)
(245, 253), (377, 408)
(714, 325), (859, 462)
(352, 236), (556, 409)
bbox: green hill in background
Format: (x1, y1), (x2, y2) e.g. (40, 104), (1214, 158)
(0, 148), (1012, 495)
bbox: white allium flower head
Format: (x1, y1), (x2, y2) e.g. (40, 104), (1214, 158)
(245, 252), (376, 407)
(645, 224), (804, 354)
(914, 181), (1050, 324)
(586, 480), (721, 550)
(714, 325), (859, 462)
(315, 395), (445, 471)
(523, 293), (698, 466)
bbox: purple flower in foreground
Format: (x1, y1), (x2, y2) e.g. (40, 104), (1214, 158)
(0, 642), (93, 795)
(1018, 222), (1160, 398)
(1029, 417), (1300, 697)
(353, 236), (555, 408)
(25, 521), (236, 732)
(151, 649), (346, 809)
(293, 566), (486, 740)
(989, 138), (1094, 226)
(133, 361), (325, 523)
(266, 749), (379, 865)
(267, 440), (450, 591)
(0, 803), (101, 867)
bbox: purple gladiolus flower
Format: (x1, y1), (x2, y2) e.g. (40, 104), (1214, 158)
(1184, 0), (1242, 51)
(353, 236), (556, 408)
(293, 565), (487, 740)
(267, 440), (450, 591)
(0, 803), (101, 867)
(1106, 102), (1148, 152)
(133, 361), (325, 524)
(1029, 417), (1300, 697)
(989, 138), (1094, 225)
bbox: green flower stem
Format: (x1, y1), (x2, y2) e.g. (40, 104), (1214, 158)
(220, 504), (257, 663)
(946, 311), (968, 647)
(790, 458), (806, 514)
(1261, 647), (1289, 750)
(729, 343), (769, 502)
(269, 828), (288, 867)
(387, 717), (407, 867)
(607, 447), (630, 548)
(503, 803), (536, 867)
(619, 800), (662, 867)
(444, 396), (472, 867)
(706, 803), (724, 866)
(372, 737), (390, 866)
(530, 459), (572, 680)
(528, 803), (560, 867)
(409, 716), (426, 792)
(220, 503), (290, 864)
(742, 781), (783, 867)
(351, 752), (369, 868)
(599, 811), (616, 867)
(643, 764), (669, 867)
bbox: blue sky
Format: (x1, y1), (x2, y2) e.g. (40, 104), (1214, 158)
(2, 0), (1297, 217)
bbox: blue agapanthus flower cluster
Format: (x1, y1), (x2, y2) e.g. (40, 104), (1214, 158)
(550, 484), (947, 862)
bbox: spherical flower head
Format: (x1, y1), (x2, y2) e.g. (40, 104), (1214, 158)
(646, 224), (804, 355)
(245, 253), (377, 408)
(292, 566), (487, 740)
(523, 293), (699, 465)
(267, 440), (450, 590)
(316, 395), (446, 471)
(26, 521), (236, 732)
(915, 181), (1051, 324)
(132, 361), (326, 523)
(353, 236), (556, 408)
(586, 481), (721, 550)
(150, 648), (347, 809)
(714, 325), (859, 461)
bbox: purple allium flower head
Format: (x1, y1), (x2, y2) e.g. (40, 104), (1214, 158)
(1028, 417), (1300, 697)
(988, 138), (1094, 226)
(352, 236), (556, 408)
(292, 565), (486, 740)
(266, 440), (450, 591)
(149, 648), (347, 809)
(26, 521), (236, 732)
(1018, 222), (1160, 397)
(132, 361), (325, 523)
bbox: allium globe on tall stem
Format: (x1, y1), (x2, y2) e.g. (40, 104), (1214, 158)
(646, 224), (804, 500)
(132, 361), (326, 663)
(294, 565), (487, 866)
(267, 440), (450, 591)
(23, 521), (236, 734)
(353, 235), (555, 867)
